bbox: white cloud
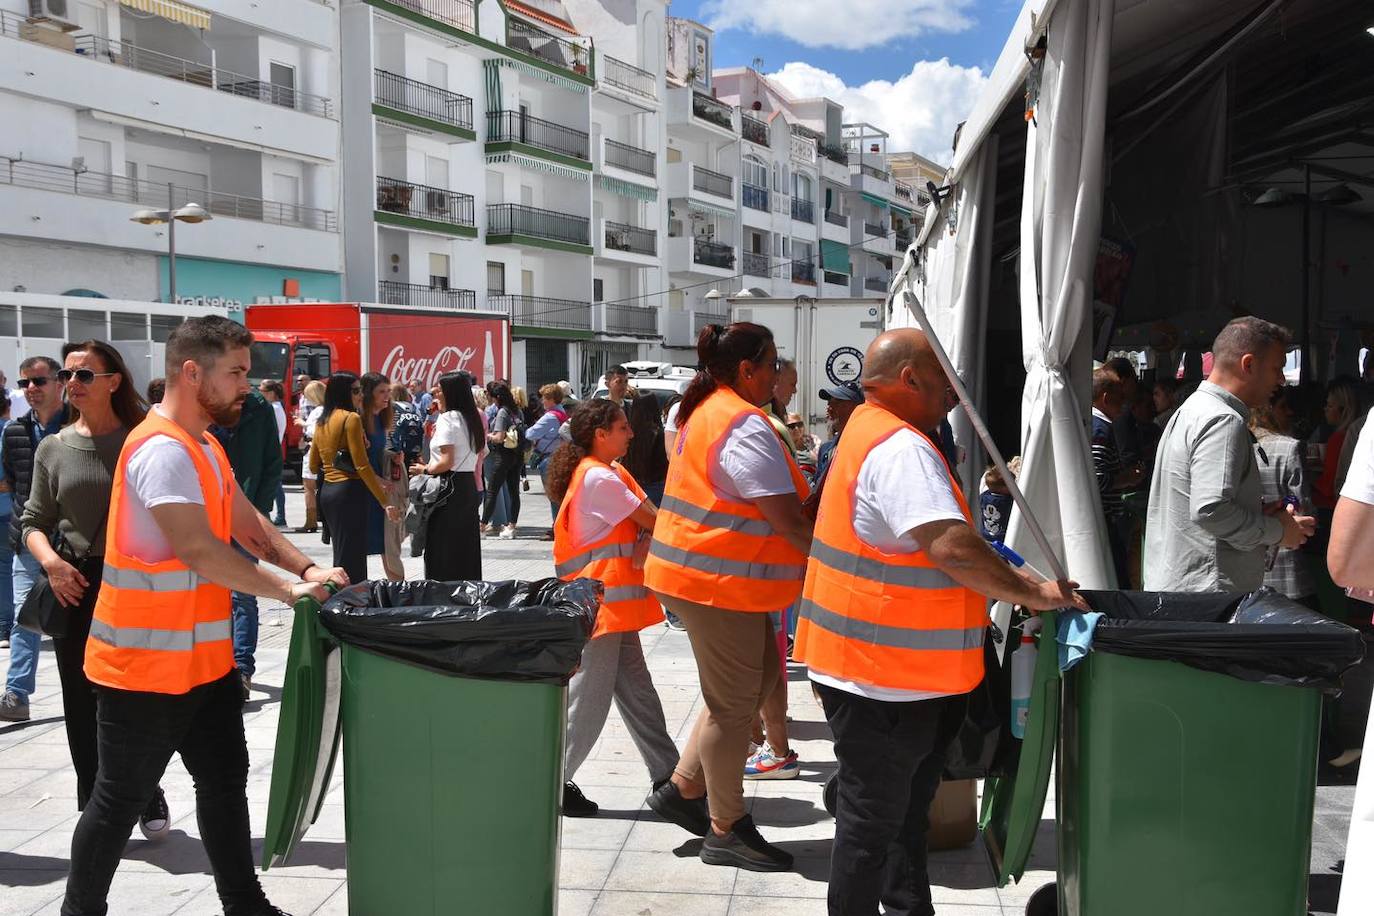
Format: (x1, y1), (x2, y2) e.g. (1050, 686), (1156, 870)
(767, 59), (988, 164)
(703, 0), (976, 52)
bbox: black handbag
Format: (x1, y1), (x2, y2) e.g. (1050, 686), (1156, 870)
(332, 445), (358, 476)
(17, 526), (103, 640)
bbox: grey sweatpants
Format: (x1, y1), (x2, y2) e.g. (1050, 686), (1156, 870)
(564, 630), (679, 785)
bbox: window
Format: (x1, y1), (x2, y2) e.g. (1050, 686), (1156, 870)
(742, 155), (767, 189)
(151, 315), (183, 343)
(22, 307), (63, 339)
(486, 261), (505, 296)
(593, 278), (604, 302)
(0, 305), (16, 336)
(269, 62), (297, 110)
(67, 310), (108, 342)
(111, 312), (145, 341)
(793, 173), (813, 203)
(426, 156), (449, 190)
(429, 253), (450, 289)
(426, 59), (448, 90)
(273, 173), (301, 224)
(77, 137), (112, 194)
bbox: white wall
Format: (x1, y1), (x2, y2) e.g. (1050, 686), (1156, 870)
(0, 237), (159, 300)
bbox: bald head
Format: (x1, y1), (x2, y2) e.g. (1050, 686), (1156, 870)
(863, 328), (939, 385)
(861, 328), (952, 430)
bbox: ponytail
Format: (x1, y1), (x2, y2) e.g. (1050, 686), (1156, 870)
(675, 321), (774, 427)
(545, 398), (624, 503)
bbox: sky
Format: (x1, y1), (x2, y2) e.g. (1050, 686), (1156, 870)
(669, 0), (1026, 165)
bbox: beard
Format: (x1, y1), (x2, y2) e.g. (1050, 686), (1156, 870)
(198, 387), (246, 427)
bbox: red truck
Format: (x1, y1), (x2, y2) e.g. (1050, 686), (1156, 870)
(245, 302), (510, 472)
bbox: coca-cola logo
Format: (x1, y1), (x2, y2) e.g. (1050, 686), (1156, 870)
(380, 344), (477, 390)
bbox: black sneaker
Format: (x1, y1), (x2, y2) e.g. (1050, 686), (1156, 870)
(646, 780), (709, 837)
(562, 781), (599, 818)
(139, 786), (171, 841)
(240, 671), (252, 701)
(700, 814), (793, 872)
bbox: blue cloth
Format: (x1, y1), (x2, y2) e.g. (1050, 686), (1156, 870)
(979, 490), (1013, 542)
(231, 542), (259, 678)
(0, 516), (12, 639)
(527, 410), (565, 460)
(6, 548), (43, 698)
(365, 420), (388, 556)
(417, 392), (433, 415)
(815, 437), (838, 482)
(1057, 611), (1104, 672)
(0, 419), (12, 518)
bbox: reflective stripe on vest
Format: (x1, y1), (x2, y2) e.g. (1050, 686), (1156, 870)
(796, 598), (984, 651)
(657, 494), (776, 537)
(808, 540), (957, 590)
(648, 540), (806, 582)
(603, 584), (650, 603)
(102, 565), (201, 593)
(554, 542), (636, 579)
(89, 618), (231, 651)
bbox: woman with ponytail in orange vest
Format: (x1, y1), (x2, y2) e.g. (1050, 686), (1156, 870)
(643, 322), (814, 872)
(547, 399), (682, 821)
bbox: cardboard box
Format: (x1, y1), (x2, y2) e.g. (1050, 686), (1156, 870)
(927, 778), (978, 851)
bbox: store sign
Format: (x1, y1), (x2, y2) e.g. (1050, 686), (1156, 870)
(175, 295), (242, 313)
(826, 346), (864, 384)
(369, 312), (503, 389)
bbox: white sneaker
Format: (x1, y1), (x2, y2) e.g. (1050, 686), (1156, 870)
(499, 524), (516, 540)
(139, 787), (171, 841)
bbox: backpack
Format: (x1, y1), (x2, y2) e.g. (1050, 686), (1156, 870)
(391, 402), (425, 460)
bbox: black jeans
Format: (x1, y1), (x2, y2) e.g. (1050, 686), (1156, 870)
(62, 671), (269, 916)
(817, 684), (968, 916)
(319, 477), (370, 584)
(480, 448), (522, 526)
(53, 559), (103, 809)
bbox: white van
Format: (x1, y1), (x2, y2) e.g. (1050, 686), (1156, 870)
(591, 361), (695, 410)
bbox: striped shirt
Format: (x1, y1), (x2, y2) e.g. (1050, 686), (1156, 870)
(1091, 408), (1125, 516)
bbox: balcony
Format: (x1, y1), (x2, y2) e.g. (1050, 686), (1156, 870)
(604, 139), (656, 178)
(693, 310), (728, 335)
(375, 177), (475, 236)
(864, 276), (889, 293)
(487, 110), (590, 164)
(823, 270), (849, 287)
(792, 261), (816, 284)
(791, 199), (815, 224)
(603, 55), (657, 101)
(602, 220), (656, 257)
(693, 166), (733, 201)
(741, 115), (769, 147)
(895, 230), (912, 250)
(742, 251), (770, 277)
(603, 303), (658, 336)
(864, 221), (886, 237)
(491, 294), (593, 332)
(857, 162), (891, 182)
(894, 180), (915, 203)
(373, 69), (474, 139)
(0, 156), (336, 231)
(694, 239), (735, 270)
(742, 183), (769, 212)
(824, 210), (849, 228)
(378, 281), (476, 310)
(487, 203), (591, 252)
(692, 92), (735, 132)
(0, 13), (333, 118)
(365, 0), (476, 35)
(507, 17), (593, 80)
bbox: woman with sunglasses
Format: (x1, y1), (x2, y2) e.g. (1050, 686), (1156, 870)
(20, 341), (173, 837)
(308, 372), (400, 584)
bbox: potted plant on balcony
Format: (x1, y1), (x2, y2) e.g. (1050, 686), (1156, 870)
(572, 45), (587, 76)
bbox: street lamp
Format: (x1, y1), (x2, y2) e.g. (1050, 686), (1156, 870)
(131, 183), (212, 304)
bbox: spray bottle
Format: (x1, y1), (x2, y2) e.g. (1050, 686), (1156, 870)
(1009, 616), (1041, 740)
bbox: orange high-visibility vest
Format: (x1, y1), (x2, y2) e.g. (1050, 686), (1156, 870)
(792, 403), (986, 693)
(644, 386), (811, 613)
(85, 410), (236, 695)
(553, 458), (662, 638)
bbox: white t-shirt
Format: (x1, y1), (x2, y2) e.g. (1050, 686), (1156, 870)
(269, 401), (287, 442)
(809, 428), (968, 704)
(569, 464), (642, 547)
(665, 400), (681, 434)
(710, 413), (797, 500)
(429, 411), (479, 473)
(120, 427), (226, 564)
(8, 390), (30, 420)
(1340, 416), (1374, 506)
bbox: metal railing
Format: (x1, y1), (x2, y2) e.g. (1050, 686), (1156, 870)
(742, 251), (770, 277)
(791, 198), (814, 223)
(693, 239), (735, 269)
(692, 166), (733, 199)
(692, 91), (734, 131)
(864, 221), (886, 237)
(741, 115), (769, 146)
(604, 303), (658, 335)
(824, 209), (848, 228)
(742, 183), (769, 211)
(603, 55), (656, 100)
(0, 155), (336, 231)
(823, 270), (848, 286)
(603, 220), (656, 256)
(693, 310), (728, 334)
(374, 69), (472, 130)
(487, 203), (590, 245)
(895, 231), (912, 250)
(490, 294), (592, 331)
(894, 180), (914, 202)
(507, 17), (591, 76)
(381, 0), (476, 33)
(864, 276), (888, 292)
(858, 162), (891, 181)
(378, 281), (476, 310)
(604, 139), (655, 177)
(792, 260), (815, 283)
(376, 177), (474, 228)
(487, 110), (589, 160)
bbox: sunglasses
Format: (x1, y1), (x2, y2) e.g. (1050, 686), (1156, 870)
(786, 422), (805, 430)
(17, 376), (51, 388)
(57, 369), (115, 385)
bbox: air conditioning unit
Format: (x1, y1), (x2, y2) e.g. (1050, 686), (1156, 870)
(29, 0), (77, 29)
(425, 190), (449, 213)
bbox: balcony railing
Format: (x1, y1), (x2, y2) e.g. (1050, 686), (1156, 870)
(820, 144), (849, 165)
(692, 92), (734, 131)
(0, 156), (336, 231)
(895, 231), (912, 250)
(823, 270), (849, 286)
(0, 11), (337, 118)
(604, 303), (658, 336)
(508, 17), (591, 77)
(741, 115), (769, 146)
(693, 166), (733, 199)
(603, 220), (656, 256)
(792, 260), (815, 284)
(378, 281), (476, 310)
(864, 221), (886, 237)
(603, 55), (657, 100)
(374, 69), (473, 131)
(857, 162), (891, 181)
(604, 139), (655, 177)
(376, 177), (475, 229)
(894, 180), (915, 202)
(824, 210), (849, 228)
(487, 110), (589, 161)
(490, 294), (592, 331)
(791, 199), (814, 223)
(742, 183), (769, 211)
(693, 310), (728, 335)
(742, 251), (770, 277)
(694, 239), (735, 270)
(487, 203), (590, 246)
(379, 0), (476, 33)
(864, 276), (889, 292)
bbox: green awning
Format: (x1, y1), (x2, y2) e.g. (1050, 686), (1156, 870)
(860, 191), (889, 210)
(821, 239), (851, 275)
(889, 201), (913, 216)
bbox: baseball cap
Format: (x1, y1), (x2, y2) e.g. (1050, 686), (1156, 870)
(819, 380), (864, 403)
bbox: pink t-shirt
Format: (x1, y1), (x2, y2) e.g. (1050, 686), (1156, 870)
(568, 464), (643, 548)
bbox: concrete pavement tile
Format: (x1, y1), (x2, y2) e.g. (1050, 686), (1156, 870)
(308, 884), (350, 915)
(558, 847), (620, 891)
(998, 870), (1055, 903)
(14, 725), (73, 747)
(0, 742), (70, 770)
(0, 869), (66, 916)
(729, 856), (830, 898)
(603, 850), (736, 895)
(557, 888), (597, 916)
(726, 897), (831, 916)
(170, 875), (344, 915)
(30, 870), (213, 915)
(0, 767), (57, 797)
(0, 795), (80, 832)
(621, 816), (707, 853)
(591, 890), (732, 916)
(928, 863), (1002, 906)
(575, 760), (658, 789)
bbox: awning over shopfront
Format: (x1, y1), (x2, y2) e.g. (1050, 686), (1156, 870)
(820, 239), (852, 275)
(859, 192), (889, 210)
(118, 0), (211, 30)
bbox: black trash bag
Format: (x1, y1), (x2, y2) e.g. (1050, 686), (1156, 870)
(1080, 587), (1366, 689)
(943, 627), (1020, 780)
(319, 578), (600, 685)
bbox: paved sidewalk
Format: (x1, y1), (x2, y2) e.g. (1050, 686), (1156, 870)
(0, 480), (1049, 915)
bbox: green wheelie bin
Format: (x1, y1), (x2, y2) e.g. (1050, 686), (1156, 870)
(983, 590), (1365, 916)
(261, 579), (599, 916)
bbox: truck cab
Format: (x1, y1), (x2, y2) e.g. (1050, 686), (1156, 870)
(248, 332), (337, 474)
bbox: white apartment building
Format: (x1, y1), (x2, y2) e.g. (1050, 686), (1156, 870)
(0, 0), (342, 325)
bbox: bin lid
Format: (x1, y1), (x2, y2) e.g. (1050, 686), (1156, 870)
(981, 611), (1060, 887)
(261, 597), (344, 870)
